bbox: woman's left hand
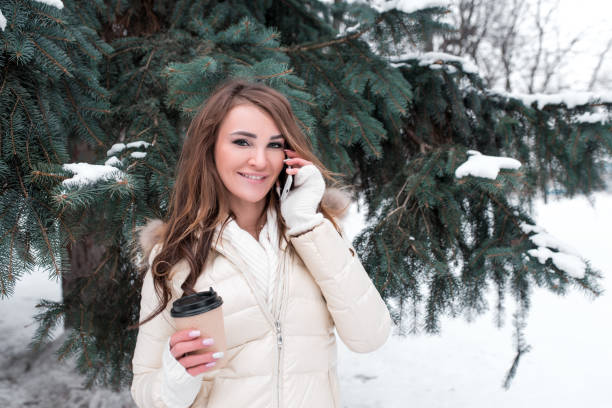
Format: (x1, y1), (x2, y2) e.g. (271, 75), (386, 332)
(279, 149), (325, 236)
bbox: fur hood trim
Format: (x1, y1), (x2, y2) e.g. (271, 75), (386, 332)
(137, 187), (352, 264)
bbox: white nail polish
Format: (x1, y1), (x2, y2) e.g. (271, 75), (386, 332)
(188, 330), (200, 337)
(205, 361), (216, 368)
(202, 338), (214, 346)
(212, 351), (224, 359)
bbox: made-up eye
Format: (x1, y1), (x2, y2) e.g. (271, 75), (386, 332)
(269, 142), (285, 149)
(232, 139), (249, 147)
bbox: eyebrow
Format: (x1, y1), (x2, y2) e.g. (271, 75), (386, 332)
(229, 130), (284, 140)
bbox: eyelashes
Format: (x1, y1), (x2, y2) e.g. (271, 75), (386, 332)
(232, 139), (285, 149)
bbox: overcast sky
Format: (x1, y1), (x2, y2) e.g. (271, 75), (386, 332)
(555, 0), (612, 91)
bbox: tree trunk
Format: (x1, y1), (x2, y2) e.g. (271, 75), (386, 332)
(62, 139), (107, 329)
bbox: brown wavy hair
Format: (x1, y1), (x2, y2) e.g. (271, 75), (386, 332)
(134, 79), (344, 326)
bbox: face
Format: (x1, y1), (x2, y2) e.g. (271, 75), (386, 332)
(214, 103), (286, 211)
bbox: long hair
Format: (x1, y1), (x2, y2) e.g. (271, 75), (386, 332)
(135, 79), (344, 326)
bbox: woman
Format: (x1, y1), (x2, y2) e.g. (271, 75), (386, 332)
(130, 79), (392, 408)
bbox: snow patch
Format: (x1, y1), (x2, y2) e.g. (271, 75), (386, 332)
(519, 222), (544, 234)
(351, 0), (449, 14)
(521, 222), (586, 279)
(104, 156), (122, 167)
(455, 150), (521, 179)
(0, 10), (6, 31)
(528, 232), (580, 257)
(106, 143), (126, 156)
(126, 141), (151, 149)
(33, 0), (64, 9)
(495, 90), (612, 109)
(527, 247), (586, 279)
(345, 22), (361, 34)
(130, 151), (147, 159)
(574, 111), (611, 124)
(62, 163), (124, 188)
(392, 51), (479, 74)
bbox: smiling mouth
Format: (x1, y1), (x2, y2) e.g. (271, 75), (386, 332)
(238, 172), (267, 181)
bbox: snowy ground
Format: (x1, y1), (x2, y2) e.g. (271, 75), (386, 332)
(1, 192), (610, 407)
(338, 191), (612, 408)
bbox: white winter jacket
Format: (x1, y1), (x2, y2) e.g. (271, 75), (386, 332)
(131, 204), (392, 407)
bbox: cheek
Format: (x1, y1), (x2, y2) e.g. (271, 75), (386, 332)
(273, 156), (285, 177)
(214, 144), (234, 172)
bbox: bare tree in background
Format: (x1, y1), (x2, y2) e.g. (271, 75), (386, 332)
(435, 0), (611, 93)
(588, 36), (612, 91)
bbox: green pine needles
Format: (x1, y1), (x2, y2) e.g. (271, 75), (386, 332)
(0, 0), (610, 390)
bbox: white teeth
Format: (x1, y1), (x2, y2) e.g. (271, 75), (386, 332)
(240, 173), (265, 180)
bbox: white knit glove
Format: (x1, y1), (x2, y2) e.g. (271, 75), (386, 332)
(280, 164), (325, 236)
(160, 337), (204, 408)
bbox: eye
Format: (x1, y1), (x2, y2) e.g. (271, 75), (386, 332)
(269, 142), (285, 149)
(232, 139), (249, 147)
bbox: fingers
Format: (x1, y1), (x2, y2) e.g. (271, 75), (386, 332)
(283, 150), (312, 174)
(171, 337), (215, 358)
(170, 332), (214, 359)
(168, 328), (222, 376)
(169, 328), (201, 348)
(178, 350), (223, 375)
(283, 149), (299, 158)
(187, 362), (217, 376)
(284, 149), (311, 164)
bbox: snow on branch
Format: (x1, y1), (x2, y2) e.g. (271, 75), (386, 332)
(455, 150), (521, 180)
(391, 51), (479, 74)
(573, 111), (612, 124)
(106, 141), (150, 157)
(520, 222), (586, 279)
(130, 152), (147, 159)
(0, 10), (6, 31)
(350, 0), (449, 14)
(104, 156), (122, 167)
(126, 141), (151, 149)
(107, 143), (126, 156)
(62, 163), (124, 188)
(33, 0), (64, 9)
(494, 90), (612, 109)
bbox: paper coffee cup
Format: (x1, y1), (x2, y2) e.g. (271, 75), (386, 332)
(171, 287), (227, 369)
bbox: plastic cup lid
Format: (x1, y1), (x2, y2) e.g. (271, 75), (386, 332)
(170, 287), (223, 318)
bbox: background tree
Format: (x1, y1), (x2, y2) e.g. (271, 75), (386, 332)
(1, 0), (610, 390)
(436, 0), (612, 93)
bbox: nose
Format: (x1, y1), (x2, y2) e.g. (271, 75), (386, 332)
(247, 146), (267, 168)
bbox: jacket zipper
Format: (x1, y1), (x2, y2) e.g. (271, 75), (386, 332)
(274, 319), (283, 408)
(274, 248), (289, 408)
(213, 238), (290, 408)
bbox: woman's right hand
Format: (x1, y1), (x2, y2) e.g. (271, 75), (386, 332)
(169, 329), (223, 376)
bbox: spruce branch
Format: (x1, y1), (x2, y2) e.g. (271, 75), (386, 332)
(36, 93), (63, 164)
(32, 207), (61, 278)
(346, 41), (410, 114)
(63, 80), (105, 147)
(298, 50), (382, 157)
(278, 15), (385, 53)
(30, 38), (73, 78)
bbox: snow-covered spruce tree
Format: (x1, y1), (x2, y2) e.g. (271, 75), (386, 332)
(1, 0), (610, 390)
